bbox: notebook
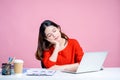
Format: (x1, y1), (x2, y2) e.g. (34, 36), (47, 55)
(63, 51), (108, 74)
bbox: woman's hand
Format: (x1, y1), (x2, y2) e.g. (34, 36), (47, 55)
(46, 39), (59, 45)
(46, 39), (60, 51)
(46, 39), (60, 62)
(48, 63), (79, 72)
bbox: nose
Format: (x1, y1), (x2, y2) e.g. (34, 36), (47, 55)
(52, 34), (55, 38)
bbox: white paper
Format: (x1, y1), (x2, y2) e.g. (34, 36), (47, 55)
(25, 68), (56, 76)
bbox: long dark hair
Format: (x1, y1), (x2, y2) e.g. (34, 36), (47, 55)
(35, 20), (69, 60)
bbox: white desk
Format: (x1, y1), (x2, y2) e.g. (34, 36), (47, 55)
(0, 68), (120, 80)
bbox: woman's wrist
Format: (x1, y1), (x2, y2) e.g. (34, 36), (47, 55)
(62, 63), (79, 72)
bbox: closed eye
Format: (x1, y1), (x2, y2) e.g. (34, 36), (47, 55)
(47, 34), (52, 37)
(52, 28), (57, 33)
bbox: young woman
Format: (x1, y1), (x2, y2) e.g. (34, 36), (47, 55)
(35, 20), (84, 72)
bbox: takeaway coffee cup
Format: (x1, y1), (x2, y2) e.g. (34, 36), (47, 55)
(14, 59), (24, 74)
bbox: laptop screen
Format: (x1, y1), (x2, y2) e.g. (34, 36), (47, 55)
(76, 51), (108, 73)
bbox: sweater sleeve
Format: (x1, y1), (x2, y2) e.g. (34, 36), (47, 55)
(74, 39), (84, 63)
(42, 49), (56, 68)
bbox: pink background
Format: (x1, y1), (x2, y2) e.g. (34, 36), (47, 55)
(0, 0), (120, 68)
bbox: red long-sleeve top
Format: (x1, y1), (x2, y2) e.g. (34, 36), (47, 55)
(42, 38), (84, 68)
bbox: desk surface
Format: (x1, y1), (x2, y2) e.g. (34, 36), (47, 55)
(0, 68), (120, 80)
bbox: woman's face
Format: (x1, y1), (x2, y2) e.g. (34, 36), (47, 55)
(45, 26), (61, 42)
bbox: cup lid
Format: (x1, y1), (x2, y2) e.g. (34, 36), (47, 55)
(14, 59), (24, 63)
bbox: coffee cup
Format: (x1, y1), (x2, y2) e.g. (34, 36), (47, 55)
(14, 59), (24, 74)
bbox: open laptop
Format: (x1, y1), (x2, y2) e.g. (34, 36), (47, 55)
(63, 51), (108, 74)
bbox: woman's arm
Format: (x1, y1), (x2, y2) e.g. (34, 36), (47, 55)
(49, 42), (60, 62)
(42, 39), (65, 68)
(48, 63), (79, 72)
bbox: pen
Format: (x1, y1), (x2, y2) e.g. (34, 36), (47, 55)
(8, 57), (15, 64)
(5, 57), (15, 74)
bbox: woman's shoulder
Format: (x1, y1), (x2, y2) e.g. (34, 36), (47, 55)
(68, 38), (78, 42)
(68, 38), (79, 44)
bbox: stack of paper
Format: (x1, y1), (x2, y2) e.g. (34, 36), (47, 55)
(25, 68), (56, 76)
